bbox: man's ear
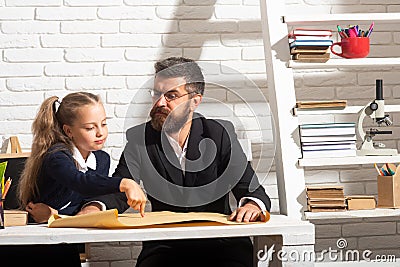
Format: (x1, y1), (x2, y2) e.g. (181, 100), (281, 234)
(63, 124), (73, 139)
(191, 94), (202, 110)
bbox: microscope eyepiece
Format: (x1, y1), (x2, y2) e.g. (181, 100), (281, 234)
(376, 79), (383, 100)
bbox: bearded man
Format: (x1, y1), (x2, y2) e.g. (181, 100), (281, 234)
(84, 57), (271, 267)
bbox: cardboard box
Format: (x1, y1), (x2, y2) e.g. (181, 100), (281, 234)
(377, 165), (400, 208)
(346, 195), (376, 210)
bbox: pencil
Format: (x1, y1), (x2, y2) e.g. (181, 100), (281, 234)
(374, 163), (383, 175)
(385, 163), (395, 175)
(2, 178), (11, 199)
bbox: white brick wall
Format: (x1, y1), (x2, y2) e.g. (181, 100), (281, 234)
(0, 0), (399, 265)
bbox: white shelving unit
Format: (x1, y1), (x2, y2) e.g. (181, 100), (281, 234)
(284, 13), (400, 25)
(294, 104), (400, 116)
(288, 58), (400, 69)
(299, 155), (400, 167)
(259, 1), (400, 219)
(305, 208), (400, 220)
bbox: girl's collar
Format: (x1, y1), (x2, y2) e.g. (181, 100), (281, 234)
(72, 145), (96, 172)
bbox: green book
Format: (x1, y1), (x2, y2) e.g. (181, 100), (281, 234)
(0, 161), (8, 193)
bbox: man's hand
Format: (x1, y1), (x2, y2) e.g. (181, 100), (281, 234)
(229, 200), (266, 223)
(25, 202), (58, 223)
(76, 202), (103, 216)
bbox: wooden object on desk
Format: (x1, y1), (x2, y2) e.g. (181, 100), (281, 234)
(4, 209), (28, 226)
(346, 195), (376, 210)
(6, 136), (22, 154)
(1, 136), (30, 159)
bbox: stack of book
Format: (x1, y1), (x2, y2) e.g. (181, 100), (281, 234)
(299, 122), (357, 158)
(288, 28), (333, 63)
(306, 185), (346, 212)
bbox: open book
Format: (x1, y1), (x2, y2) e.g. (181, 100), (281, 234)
(48, 209), (269, 229)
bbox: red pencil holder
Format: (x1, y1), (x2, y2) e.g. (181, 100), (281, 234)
(331, 37), (370, 59)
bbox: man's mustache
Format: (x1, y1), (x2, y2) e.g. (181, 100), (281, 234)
(151, 107), (170, 116)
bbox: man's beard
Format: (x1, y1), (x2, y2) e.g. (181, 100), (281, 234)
(150, 104), (190, 134)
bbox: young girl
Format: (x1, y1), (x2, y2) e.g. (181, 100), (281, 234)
(18, 92), (146, 222)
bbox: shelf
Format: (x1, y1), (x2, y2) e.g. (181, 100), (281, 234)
(284, 12), (400, 26)
(288, 58), (400, 69)
(299, 155), (400, 167)
(294, 104), (400, 116)
(305, 208), (400, 220)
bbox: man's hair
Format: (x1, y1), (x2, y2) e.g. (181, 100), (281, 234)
(154, 57), (205, 95)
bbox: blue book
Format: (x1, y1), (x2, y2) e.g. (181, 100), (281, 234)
(289, 39), (333, 48)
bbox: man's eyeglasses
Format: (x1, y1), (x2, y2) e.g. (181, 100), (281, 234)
(149, 90), (194, 102)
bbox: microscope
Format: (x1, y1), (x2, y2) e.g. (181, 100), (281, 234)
(356, 79), (398, 156)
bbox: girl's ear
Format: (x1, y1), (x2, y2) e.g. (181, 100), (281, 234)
(63, 124), (73, 139)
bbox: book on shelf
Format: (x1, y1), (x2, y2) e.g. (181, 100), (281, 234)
(302, 140), (357, 146)
(307, 207), (346, 212)
(292, 53), (330, 60)
(301, 148), (357, 158)
(289, 40), (333, 49)
(289, 28), (333, 37)
(290, 47), (329, 54)
(346, 195), (376, 210)
(300, 134), (357, 143)
(302, 141), (356, 151)
(4, 209), (28, 226)
(289, 35), (332, 41)
(299, 123), (356, 137)
(296, 100), (347, 109)
(306, 185), (345, 198)
(308, 198), (346, 206)
(292, 58), (330, 63)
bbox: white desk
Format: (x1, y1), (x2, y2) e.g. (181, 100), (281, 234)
(0, 214), (315, 267)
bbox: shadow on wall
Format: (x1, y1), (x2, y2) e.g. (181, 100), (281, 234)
(157, 0), (267, 92)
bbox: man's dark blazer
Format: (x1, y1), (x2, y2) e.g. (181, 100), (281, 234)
(96, 114), (271, 266)
(98, 114), (271, 214)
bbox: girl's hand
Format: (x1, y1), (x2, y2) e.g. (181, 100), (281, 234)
(119, 178), (147, 217)
(25, 202), (58, 223)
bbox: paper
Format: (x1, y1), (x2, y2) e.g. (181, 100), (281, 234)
(48, 209), (268, 229)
